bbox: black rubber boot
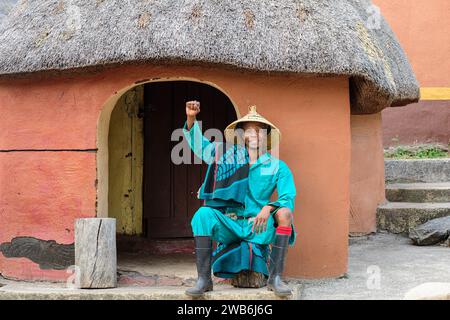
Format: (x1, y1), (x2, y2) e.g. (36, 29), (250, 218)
(267, 234), (292, 297)
(185, 236), (214, 297)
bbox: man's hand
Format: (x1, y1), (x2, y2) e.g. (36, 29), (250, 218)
(186, 101), (200, 130)
(252, 205), (274, 234)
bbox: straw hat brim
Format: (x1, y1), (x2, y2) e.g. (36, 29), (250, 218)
(224, 113), (281, 150)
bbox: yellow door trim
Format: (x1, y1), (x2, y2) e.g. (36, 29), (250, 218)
(420, 87), (450, 100)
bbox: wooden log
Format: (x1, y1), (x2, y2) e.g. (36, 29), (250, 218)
(231, 270), (267, 288)
(75, 218), (117, 288)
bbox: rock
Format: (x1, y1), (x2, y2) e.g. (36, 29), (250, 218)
(75, 218), (117, 288)
(404, 283), (450, 300)
(409, 216), (450, 246)
(442, 237), (450, 247)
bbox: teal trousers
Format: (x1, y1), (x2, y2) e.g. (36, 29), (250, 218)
(191, 206), (280, 246)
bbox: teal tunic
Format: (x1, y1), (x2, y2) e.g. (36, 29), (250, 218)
(184, 121), (297, 246)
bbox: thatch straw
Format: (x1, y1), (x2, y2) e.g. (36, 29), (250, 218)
(0, 0), (419, 114)
(0, 0), (17, 20)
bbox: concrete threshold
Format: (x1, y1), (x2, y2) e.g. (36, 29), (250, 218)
(0, 282), (298, 300)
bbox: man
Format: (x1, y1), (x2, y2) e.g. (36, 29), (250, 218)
(183, 101), (297, 297)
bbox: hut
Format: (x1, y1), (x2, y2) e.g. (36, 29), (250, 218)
(0, 0), (419, 282)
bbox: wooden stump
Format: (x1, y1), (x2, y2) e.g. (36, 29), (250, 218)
(231, 270), (267, 288)
(75, 218), (117, 288)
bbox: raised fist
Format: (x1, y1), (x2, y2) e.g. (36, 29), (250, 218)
(186, 100), (200, 117)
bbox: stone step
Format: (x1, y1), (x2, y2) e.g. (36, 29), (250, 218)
(386, 182), (450, 203)
(385, 159), (450, 183)
(0, 283), (299, 300)
(377, 202), (450, 234)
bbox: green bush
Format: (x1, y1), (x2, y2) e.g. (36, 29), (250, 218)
(384, 144), (449, 159)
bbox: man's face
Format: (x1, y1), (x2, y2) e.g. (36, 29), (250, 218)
(241, 121), (268, 150)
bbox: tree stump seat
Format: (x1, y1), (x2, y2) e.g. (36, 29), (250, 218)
(75, 218), (117, 289)
(231, 270), (267, 288)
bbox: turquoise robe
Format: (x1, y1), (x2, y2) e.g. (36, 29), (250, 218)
(183, 120), (297, 277)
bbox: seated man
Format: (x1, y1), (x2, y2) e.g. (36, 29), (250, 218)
(183, 101), (297, 297)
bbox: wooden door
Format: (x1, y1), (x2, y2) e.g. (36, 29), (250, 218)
(143, 81), (236, 238)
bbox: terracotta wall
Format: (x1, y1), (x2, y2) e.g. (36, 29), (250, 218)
(0, 64), (350, 280)
(0, 78), (98, 280)
(373, 0), (450, 146)
(382, 101), (449, 146)
(349, 113), (386, 235)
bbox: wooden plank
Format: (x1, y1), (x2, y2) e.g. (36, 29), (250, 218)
(172, 82), (189, 223)
(144, 83), (172, 221)
(108, 87), (144, 235)
(108, 91), (132, 234)
(131, 86), (144, 235)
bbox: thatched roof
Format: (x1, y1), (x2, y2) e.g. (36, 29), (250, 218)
(0, 0), (419, 114)
(0, 0), (17, 21)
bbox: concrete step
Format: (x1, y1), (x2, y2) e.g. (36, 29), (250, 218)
(377, 202), (450, 234)
(0, 282), (299, 300)
(386, 182), (450, 203)
(385, 159), (450, 183)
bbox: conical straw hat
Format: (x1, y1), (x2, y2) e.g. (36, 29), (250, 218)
(224, 105), (281, 150)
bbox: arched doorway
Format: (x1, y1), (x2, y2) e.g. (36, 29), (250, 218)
(107, 80), (237, 242)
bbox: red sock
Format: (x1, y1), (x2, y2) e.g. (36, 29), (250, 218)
(276, 226), (292, 236)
